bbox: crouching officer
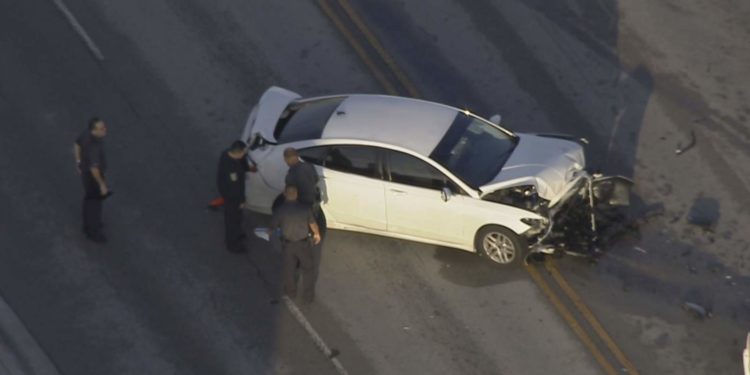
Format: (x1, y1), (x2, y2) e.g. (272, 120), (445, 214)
(217, 140), (253, 253)
(269, 185), (322, 303)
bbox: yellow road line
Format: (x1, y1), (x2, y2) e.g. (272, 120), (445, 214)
(335, 0), (421, 98)
(316, 0), (399, 95)
(525, 265), (619, 375)
(545, 261), (640, 374)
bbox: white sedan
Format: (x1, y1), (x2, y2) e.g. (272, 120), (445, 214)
(241, 87), (597, 266)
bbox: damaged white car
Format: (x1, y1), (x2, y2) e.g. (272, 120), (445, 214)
(241, 87), (631, 266)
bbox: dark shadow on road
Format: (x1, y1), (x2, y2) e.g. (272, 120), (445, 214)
(433, 247), (527, 287)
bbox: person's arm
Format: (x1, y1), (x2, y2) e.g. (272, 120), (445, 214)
(309, 222), (321, 245)
(86, 143), (107, 195)
(307, 210), (320, 244)
(73, 143), (81, 174)
(90, 167), (108, 195)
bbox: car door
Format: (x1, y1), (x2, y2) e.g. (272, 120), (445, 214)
(302, 145), (386, 230)
(383, 149), (466, 245)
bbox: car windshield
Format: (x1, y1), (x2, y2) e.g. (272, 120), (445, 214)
(274, 97), (346, 143)
(429, 113), (517, 188)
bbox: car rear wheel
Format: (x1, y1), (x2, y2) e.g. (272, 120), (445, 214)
(474, 225), (526, 266)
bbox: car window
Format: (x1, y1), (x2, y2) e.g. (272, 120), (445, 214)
(430, 113), (517, 188)
(386, 150), (447, 190)
(275, 97), (346, 143)
(298, 146), (328, 166)
(324, 145), (380, 178)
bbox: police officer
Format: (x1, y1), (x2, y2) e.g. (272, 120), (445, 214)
(282, 147), (325, 233)
(73, 117), (109, 243)
(217, 140), (253, 253)
(269, 185), (322, 303)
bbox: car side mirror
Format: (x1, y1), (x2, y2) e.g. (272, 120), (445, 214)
(489, 114), (502, 125)
(441, 187), (452, 202)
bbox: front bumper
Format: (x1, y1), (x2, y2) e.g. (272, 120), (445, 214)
(528, 174), (633, 256)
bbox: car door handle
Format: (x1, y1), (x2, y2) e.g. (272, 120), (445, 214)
(389, 188), (406, 194)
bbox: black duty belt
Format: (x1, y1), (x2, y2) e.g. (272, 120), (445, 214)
(282, 236), (309, 243)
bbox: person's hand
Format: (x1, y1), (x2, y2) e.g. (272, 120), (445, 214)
(312, 232), (321, 245)
(99, 183), (108, 196)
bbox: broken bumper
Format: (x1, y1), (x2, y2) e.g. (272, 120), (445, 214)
(528, 173), (634, 256)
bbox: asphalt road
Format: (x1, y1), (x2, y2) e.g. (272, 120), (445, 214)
(1, 0), (748, 374)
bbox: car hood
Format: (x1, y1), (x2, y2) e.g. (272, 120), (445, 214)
(479, 134), (586, 204)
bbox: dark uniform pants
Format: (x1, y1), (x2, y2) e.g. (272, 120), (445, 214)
(224, 200), (243, 251)
(81, 172), (103, 236)
(283, 239), (315, 300)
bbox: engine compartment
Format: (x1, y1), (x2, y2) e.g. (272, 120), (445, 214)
(485, 175), (634, 259)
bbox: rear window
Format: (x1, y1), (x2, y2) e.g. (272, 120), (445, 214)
(275, 97), (345, 143)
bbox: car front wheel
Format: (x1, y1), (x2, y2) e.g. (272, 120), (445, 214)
(474, 225), (527, 266)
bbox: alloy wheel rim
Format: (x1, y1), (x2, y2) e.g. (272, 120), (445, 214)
(483, 232), (516, 264)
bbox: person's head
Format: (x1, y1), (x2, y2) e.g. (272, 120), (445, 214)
(283, 185), (298, 202)
(283, 147), (299, 167)
(228, 140), (247, 159)
(88, 117), (107, 138)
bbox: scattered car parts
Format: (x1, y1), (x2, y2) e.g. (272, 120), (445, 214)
(675, 130), (696, 155)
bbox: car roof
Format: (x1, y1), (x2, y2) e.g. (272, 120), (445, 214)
(320, 95), (459, 156)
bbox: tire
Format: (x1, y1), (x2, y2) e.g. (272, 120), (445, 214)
(474, 225), (527, 266)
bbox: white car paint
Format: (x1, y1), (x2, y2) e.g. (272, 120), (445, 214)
(321, 167), (387, 231)
(322, 95), (457, 156)
(242, 86), (587, 255)
(479, 134), (586, 206)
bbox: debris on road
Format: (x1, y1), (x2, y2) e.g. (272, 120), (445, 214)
(675, 130), (696, 155)
(687, 197), (720, 231)
(683, 301), (712, 319)
(633, 246), (648, 254)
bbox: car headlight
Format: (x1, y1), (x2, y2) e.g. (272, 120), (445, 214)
(521, 218), (547, 228)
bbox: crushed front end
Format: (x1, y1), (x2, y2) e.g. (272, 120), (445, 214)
(524, 173), (634, 259)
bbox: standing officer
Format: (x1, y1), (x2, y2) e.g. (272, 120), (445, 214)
(217, 140), (253, 253)
(269, 185), (321, 303)
(283, 147), (325, 231)
(73, 117), (109, 243)
(283, 148), (318, 206)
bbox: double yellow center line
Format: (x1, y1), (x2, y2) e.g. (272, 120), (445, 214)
(317, 1), (638, 374)
(317, 0), (420, 98)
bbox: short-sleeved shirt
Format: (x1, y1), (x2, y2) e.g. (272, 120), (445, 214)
(76, 130), (106, 173)
(269, 201), (314, 241)
(217, 150), (251, 203)
(285, 161), (319, 205)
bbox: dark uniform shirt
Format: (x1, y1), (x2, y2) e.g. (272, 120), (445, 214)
(270, 201), (314, 241)
(76, 131), (106, 173)
(285, 161), (319, 205)
(217, 150), (250, 203)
